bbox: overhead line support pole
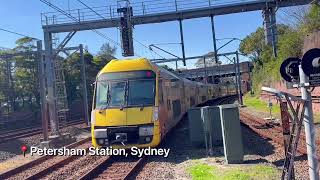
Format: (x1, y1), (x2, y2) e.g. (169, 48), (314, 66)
(37, 40), (48, 141)
(80, 44), (89, 126)
(44, 31), (59, 135)
(270, 8), (277, 57)
(299, 65), (319, 180)
(203, 57), (208, 84)
(233, 57), (239, 99)
(179, 19), (186, 66)
(210, 15), (218, 63)
(236, 51), (243, 105)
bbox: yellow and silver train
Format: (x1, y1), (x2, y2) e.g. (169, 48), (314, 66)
(91, 58), (236, 148)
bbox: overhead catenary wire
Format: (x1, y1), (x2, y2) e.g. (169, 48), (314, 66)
(0, 27), (40, 40)
(40, 0), (122, 50)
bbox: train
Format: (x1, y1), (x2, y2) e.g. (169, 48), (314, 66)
(91, 58), (237, 148)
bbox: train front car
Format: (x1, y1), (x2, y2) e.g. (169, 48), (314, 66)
(91, 58), (160, 148)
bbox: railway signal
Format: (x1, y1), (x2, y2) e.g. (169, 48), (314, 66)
(278, 49), (320, 179)
(280, 57), (300, 83)
(117, 6), (134, 57)
(301, 48), (320, 86)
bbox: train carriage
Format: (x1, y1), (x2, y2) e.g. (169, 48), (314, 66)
(91, 58), (236, 148)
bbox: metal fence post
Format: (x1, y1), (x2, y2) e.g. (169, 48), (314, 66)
(280, 101), (295, 179)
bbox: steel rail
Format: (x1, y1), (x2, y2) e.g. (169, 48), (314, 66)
(24, 147), (91, 180)
(78, 156), (145, 180)
(0, 119), (86, 144)
(0, 137), (91, 179)
(240, 111), (320, 151)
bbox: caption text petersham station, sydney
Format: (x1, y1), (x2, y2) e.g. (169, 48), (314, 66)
(29, 146), (170, 158)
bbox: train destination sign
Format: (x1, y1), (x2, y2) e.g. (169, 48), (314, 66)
(301, 48), (320, 86)
(280, 57), (300, 83)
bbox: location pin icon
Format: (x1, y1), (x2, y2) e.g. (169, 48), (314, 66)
(21, 145), (27, 157)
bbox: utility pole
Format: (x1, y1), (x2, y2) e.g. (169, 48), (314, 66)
(233, 57), (239, 97)
(179, 19), (186, 66)
(37, 40), (48, 141)
(236, 52), (243, 105)
(44, 31), (59, 136)
(203, 57), (208, 84)
(299, 65), (319, 180)
(80, 44), (89, 126)
(210, 15), (218, 63)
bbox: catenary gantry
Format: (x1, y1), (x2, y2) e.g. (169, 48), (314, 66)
(40, 0), (312, 136)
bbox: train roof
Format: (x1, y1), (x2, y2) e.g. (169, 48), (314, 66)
(98, 58), (155, 75)
(97, 58), (216, 87)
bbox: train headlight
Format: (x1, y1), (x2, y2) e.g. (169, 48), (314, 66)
(91, 111), (95, 124)
(152, 107), (159, 121)
(139, 126), (154, 136)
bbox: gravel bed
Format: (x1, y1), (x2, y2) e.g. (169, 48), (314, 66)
(44, 154), (109, 180)
(241, 124), (308, 179)
(95, 157), (140, 179)
(136, 115), (222, 179)
(0, 123), (88, 164)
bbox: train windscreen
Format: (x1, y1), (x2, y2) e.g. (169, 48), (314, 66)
(95, 71), (156, 109)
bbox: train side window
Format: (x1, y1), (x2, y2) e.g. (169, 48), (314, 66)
(172, 100), (181, 118)
(167, 99), (171, 111)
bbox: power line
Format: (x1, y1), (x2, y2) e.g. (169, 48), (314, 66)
(40, 0), (122, 49)
(0, 27), (39, 40)
(75, 0), (166, 59)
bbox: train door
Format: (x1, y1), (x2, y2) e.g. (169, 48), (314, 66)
(158, 78), (167, 137)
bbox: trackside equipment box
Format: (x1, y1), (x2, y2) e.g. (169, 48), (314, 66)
(219, 104), (244, 164)
(188, 107), (205, 146)
(202, 106), (223, 145)
(188, 106), (223, 147)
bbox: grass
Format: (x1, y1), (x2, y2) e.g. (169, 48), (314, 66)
(188, 163), (279, 180)
(243, 94), (320, 124)
(243, 95), (280, 116)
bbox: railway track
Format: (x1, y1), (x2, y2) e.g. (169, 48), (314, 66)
(239, 110), (320, 158)
(0, 137), (91, 180)
(0, 119), (86, 144)
(79, 155), (145, 180)
(1, 143), (144, 180)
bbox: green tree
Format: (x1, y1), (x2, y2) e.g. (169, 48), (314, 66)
(64, 43), (116, 105)
(13, 38), (39, 110)
(239, 27), (265, 63)
(302, 3), (320, 33)
(94, 42), (117, 68)
(239, 23), (304, 94)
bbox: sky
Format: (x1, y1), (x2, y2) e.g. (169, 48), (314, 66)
(0, 0), (298, 69)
